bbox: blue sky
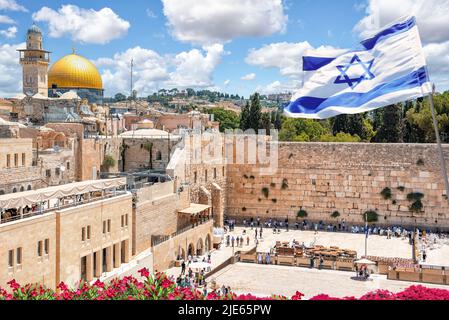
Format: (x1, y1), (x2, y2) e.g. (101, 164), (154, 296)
(1, 0), (448, 98)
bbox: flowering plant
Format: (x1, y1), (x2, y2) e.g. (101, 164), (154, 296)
(1, 270), (448, 301)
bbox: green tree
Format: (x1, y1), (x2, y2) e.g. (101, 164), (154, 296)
(240, 102), (251, 131)
(114, 93), (126, 102)
(260, 112), (271, 135)
(248, 93), (262, 132)
(279, 118), (327, 142)
(206, 108), (240, 132)
(375, 104), (404, 143)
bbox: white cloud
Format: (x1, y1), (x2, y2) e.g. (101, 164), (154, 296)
(166, 44), (225, 88)
(246, 42), (312, 78)
(0, 0), (27, 12)
(246, 42), (344, 79)
(0, 25), (16, 38)
(241, 73), (256, 81)
(32, 5), (130, 44)
(146, 9), (157, 18)
(354, 0), (449, 44)
(255, 79), (300, 95)
(0, 14), (15, 24)
(224, 79), (231, 86)
(0, 42), (24, 97)
(162, 0), (287, 45)
(96, 44), (225, 96)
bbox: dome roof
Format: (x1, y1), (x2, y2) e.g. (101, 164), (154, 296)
(48, 53), (103, 90)
(27, 24), (42, 34)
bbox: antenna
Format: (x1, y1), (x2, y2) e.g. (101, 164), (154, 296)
(130, 58), (134, 99)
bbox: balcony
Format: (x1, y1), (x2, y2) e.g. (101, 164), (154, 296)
(0, 178), (128, 225)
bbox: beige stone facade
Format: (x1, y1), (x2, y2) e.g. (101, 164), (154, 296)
(226, 143), (449, 228)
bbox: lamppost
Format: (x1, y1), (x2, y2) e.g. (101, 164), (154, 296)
(364, 211), (368, 258)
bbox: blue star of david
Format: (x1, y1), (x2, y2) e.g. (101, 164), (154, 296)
(334, 54), (375, 89)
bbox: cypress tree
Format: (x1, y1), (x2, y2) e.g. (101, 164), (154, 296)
(375, 104), (404, 143)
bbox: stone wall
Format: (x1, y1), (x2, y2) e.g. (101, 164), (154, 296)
(152, 220), (213, 271)
(226, 143), (449, 228)
(133, 182), (181, 255)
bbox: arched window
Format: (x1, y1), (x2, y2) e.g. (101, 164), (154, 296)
(12, 188), (17, 193)
(20, 186), (25, 192)
(27, 185), (32, 191)
(0, 190), (5, 195)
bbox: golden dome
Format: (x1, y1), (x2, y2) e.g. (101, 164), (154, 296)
(48, 53), (103, 90)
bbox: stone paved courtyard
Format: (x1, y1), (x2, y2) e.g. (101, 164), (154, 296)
(209, 263), (449, 299)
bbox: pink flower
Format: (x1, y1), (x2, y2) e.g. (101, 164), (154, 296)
(138, 268), (150, 278)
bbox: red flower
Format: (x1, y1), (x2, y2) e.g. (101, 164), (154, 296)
(7, 280), (20, 291)
(138, 268), (150, 278)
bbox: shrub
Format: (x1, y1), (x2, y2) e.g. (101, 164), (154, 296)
(410, 200), (423, 213)
(331, 211), (340, 219)
(297, 210), (308, 218)
(102, 155), (116, 171)
(380, 187), (392, 200)
(407, 192), (424, 202)
(262, 187), (269, 198)
(363, 210), (379, 223)
(281, 179), (289, 190)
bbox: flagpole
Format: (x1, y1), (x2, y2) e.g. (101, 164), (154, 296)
(428, 84), (449, 206)
(365, 212), (368, 257)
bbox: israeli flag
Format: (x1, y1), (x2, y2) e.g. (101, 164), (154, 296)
(285, 16), (432, 119)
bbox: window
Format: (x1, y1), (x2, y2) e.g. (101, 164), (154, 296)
(20, 186), (24, 192)
(6, 154), (10, 168)
(66, 162), (70, 170)
(27, 185), (32, 191)
(156, 151), (162, 161)
(194, 171), (197, 184)
(121, 215), (124, 228)
(44, 239), (49, 255)
(8, 250), (14, 267)
(107, 219), (111, 233)
(82, 227), (86, 242)
(14, 154), (18, 167)
(214, 168), (217, 179)
(55, 168), (60, 176)
(87, 226), (91, 240)
(222, 166), (225, 177)
(16, 247), (22, 265)
(12, 188), (17, 193)
(125, 214), (128, 227)
(46, 169), (51, 177)
(21, 153), (25, 166)
(205, 170), (208, 183)
(37, 241), (43, 257)
(103, 221), (107, 234)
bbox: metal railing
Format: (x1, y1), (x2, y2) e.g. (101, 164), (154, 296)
(151, 217), (212, 247)
(1, 191), (128, 225)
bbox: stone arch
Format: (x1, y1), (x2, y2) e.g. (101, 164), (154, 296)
(27, 185), (32, 191)
(0, 190), (5, 195)
(20, 186), (25, 192)
(187, 243), (195, 257)
(12, 187), (17, 193)
(196, 238), (204, 256)
(177, 247), (186, 261)
(205, 234), (212, 253)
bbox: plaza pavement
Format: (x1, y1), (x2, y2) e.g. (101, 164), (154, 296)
(209, 263), (449, 299)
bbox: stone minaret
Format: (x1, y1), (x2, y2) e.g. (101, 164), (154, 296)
(18, 24), (51, 97)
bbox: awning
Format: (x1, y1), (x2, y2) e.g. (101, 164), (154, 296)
(354, 259), (376, 265)
(0, 178), (126, 209)
(178, 203), (211, 215)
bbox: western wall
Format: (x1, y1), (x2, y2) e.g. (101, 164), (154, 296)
(225, 142), (449, 229)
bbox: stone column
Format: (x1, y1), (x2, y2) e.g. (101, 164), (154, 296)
(86, 254), (93, 282)
(94, 251), (102, 278)
(123, 240), (130, 263)
(114, 243), (121, 268)
(106, 246), (113, 272)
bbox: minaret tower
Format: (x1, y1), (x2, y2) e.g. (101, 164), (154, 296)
(17, 24), (51, 97)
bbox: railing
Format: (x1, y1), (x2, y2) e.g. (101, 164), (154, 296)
(0, 191), (128, 225)
(151, 217), (212, 247)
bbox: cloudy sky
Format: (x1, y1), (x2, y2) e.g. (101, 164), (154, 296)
(0, 0), (448, 98)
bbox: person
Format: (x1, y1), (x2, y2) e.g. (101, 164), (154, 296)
(231, 236), (235, 248)
(203, 287), (208, 296)
(266, 253), (271, 264)
(319, 256), (324, 270)
(423, 251), (427, 262)
(208, 252), (211, 263)
(260, 227), (263, 238)
(255, 229), (258, 239)
(181, 261), (186, 275)
(314, 223), (318, 235)
(258, 252), (263, 264)
(246, 236), (250, 246)
(188, 268), (193, 278)
(257, 217), (261, 227)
